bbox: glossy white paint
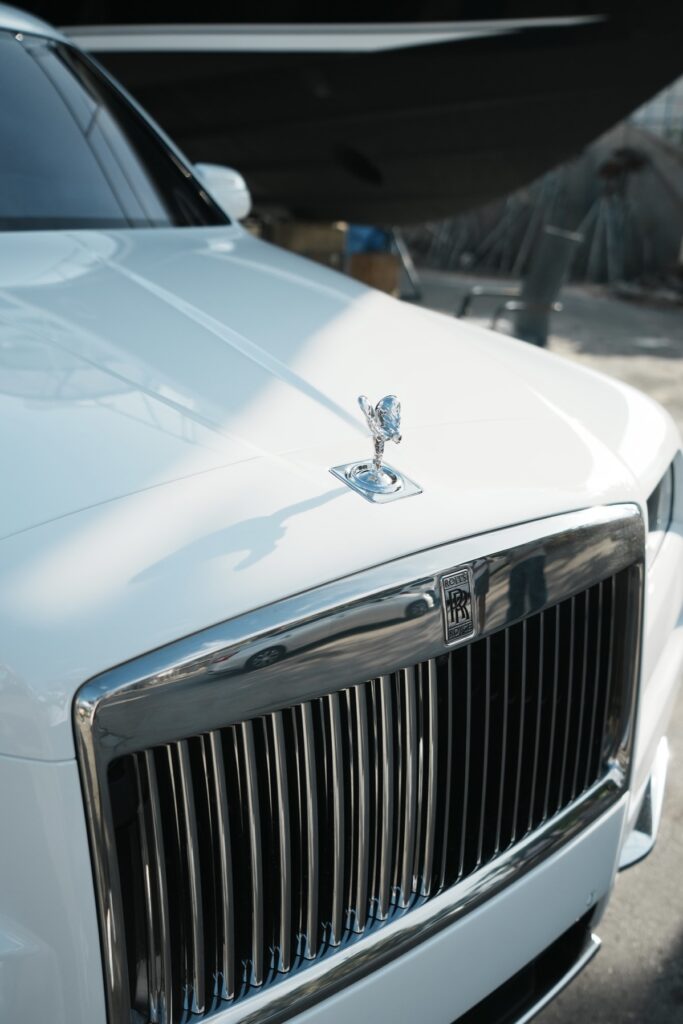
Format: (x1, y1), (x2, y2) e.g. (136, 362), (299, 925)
(0, 225), (680, 760)
(0, 753), (106, 1024)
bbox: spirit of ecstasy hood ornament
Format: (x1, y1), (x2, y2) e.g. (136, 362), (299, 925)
(330, 394), (422, 503)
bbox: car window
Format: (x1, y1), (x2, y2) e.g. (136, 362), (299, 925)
(0, 31), (228, 231)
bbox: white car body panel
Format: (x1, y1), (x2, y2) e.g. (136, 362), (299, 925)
(0, 226), (679, 763)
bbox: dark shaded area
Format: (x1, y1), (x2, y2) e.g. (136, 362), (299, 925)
(456, 910), (595, 1024)
(20, 5), (683, 222)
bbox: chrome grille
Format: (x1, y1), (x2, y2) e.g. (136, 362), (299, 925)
(75, 506), (644, 1024)
(107, 570), (634, 1023)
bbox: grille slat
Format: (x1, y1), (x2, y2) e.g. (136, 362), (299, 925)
(110, 569), (638, 1023)
(476, 637), (492, 869)
(419, 660), (439, 897)
(239, 722), (263, 987)
(354, 686), (371, 933)
(206, 731), (235, 1002)
(270, 713), (291, 974)
(457, 646), (473, 881)
(494, 631), (510, 856)
(556, 597), (574, 813)
(300, 703), (320, 956)
(377, 675), (395, 920)
(510, 619), (528, 845)
(177, 741), (205, 1015)
(437, 654), (454, 892)
(398, 667), (418, 908)
(572, 591), (592, 801)
(584, 581), (604, 792)
(527, 611), (545, 833)
(136, 751), (173, 1023)
(326, 693), (345, 945)
(543, 605), (561, 822)
(597, 574), (618, 772)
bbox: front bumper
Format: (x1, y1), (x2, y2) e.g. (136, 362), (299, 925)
(296, 797), (626, 1024)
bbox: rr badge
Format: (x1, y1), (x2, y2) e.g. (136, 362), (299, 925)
(441, 567), (475, 645)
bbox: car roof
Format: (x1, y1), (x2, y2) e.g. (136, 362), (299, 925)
(0, 4), (65, 41)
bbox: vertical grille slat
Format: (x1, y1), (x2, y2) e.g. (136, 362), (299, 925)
(398, 667), (418, 907)
(109, 567), (638, 1024)
(494, 631), (510, 856)
(239, 721), (263, 987)
(437, 654), (453, 893)
(300, 703), (320, 956)
(510, 619), (528, 845)
(527, 611), (545, 833)
(584, 581), (604, 791)
(556, 596), (576, 813)
(571, 590), (592, 800)
(175, 741), (204, 1011)
(270, 713), (291, 973)
(416, 660), (439, 896)
(351, 686), (370, 932)
(326, 693), (345, 946)
(457, 645), (473, 882)
(597, 574), (618, 772)
(207, 732), (235, 1002)
(136, 751), (173, 1023)
(475, 637), (492, 869)
(377, 675), (395, 919)
(543, 604), (562, 822)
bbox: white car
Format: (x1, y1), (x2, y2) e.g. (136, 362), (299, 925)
(1, 8), (681, 1024)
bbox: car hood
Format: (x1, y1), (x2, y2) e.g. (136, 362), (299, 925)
(0, 225), (677, 759)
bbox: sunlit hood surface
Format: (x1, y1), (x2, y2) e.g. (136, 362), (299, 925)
(0, 224), (677, 758)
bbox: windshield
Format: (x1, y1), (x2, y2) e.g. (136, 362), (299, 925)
(0, 31), (228, 231)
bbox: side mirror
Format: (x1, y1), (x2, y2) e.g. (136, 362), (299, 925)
(195, 163), (252, 221)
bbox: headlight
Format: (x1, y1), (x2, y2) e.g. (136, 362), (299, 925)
(647, 462), (674, 561)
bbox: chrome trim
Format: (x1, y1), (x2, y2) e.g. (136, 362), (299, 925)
(376, 675), (394, 920)
(584, 581), (604, 792)
(527, 610), (544, 834)
(494, 631), (510, 855)
(300, 702), (319, 956)
(326, 693), (345, 945)
(208, 731), (236, 1000)
(419, 659), (439, 896)
(350, 686), (370, 933)
(510, 619), (527, 844)
(177, 740), (205, 1015)
(543, 605), (561, 822)
(476, 637), (492, 869)
(240, 722), (263, 987)
(398, 666), (418, 908)
(271, 712), (291, 974)
(74, 504), (644, 1024)
(457, 646), (473, 881)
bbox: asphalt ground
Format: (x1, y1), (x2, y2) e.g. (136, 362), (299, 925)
(416, 270), (683, 1024)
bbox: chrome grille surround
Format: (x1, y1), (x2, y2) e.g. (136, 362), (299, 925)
(74, 505), (644, 1024)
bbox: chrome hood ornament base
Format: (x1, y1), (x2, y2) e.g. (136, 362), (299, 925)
(331, 394), (422, 503)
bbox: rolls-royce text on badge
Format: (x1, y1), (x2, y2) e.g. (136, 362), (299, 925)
(441, 567), (476, 645)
